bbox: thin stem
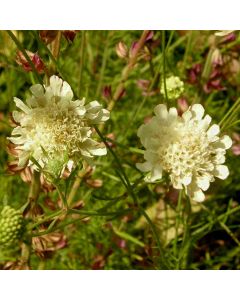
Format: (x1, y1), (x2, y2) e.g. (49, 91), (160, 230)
(162, 30), (168, 102)
(27, 171), (41, 205)
(30, 209), (64, 230)
(192, 204), (240, 238)
(94, 126), (168, 269)
(219, 221), (240, 246)
(219, 97), (240, 130)
(19, 243), (31, 269)
(78, 31), (86, 97)
(178, 194), (192, 269)
(96, 31), (110, 97)
(174, 190), (183, 259)
(55, 184), (68, 210)
(51, 31), (61, 60)
(182, 31), (193, 70)
(67, 162), (89, 206)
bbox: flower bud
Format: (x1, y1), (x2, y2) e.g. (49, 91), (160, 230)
(187, 63), (202, 84)
(211, 48), (223, 66)
(129, 41), (138, 58)
(39, 30), (58, 44)
(136, 79), (150, 91)
(16, 50), (45, 74)
(221, 32), (236, 44)
(0, 206), (24, 247)
(177, 98), (189, 115)
(63, 30), (77, 43)
(86, 178), (103, 188)
(160, 76), (184, 100)
(145, 31), (154, 42)
(102, 85), (112, 100)
(116, 41), (128, 58)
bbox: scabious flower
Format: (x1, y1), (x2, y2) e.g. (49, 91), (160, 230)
(8, 75), (110, 174)
(137, 104), (232, 202)
(160, 76), (184, 100)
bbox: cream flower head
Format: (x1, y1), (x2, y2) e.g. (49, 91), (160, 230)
(8, 75), (110, 173)
(137, 104), (232, 202)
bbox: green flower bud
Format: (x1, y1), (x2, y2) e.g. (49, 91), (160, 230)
(160, 76), (184, 100)
(0, 206), (24, 247)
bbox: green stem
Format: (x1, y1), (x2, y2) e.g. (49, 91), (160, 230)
(219, 97), (240, 130)
(67, 161), (89, 206)
(162, 30), (168, 102)
(96, 31), (110, 97)
(78, 31), (86, 97)
(55, 184), (68, 210)
(19, 243), (31, 269)
(30, 209), (64, 230)
(192, 205), (240, 238)
(178, 194), (192, 269)
(27, 171), (41, 205)
(182, 31), (193, 70)
(94, 126), (168, 269)
(174, 190), (183, 260)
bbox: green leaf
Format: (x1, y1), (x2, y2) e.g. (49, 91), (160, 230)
(112, 227), (145, 247)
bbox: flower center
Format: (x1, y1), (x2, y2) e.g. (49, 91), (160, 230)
(27, 105), (87, 159)
(158, 127), (215, 181)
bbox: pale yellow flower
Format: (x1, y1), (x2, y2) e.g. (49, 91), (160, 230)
(137, 104), (232, 202)
(8, 75), (110, 172)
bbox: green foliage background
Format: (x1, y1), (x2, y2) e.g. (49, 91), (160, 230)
(1, 30), (240, 269)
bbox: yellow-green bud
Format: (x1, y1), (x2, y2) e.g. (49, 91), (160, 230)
(160, 76), (184, 100)
(0, 206), (24, 247)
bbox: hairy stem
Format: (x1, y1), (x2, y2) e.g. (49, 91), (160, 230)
(174, 190), (183, 260)
(27, 171), (41, 205)
(78, 31), (86, 97)
(162, 30), (168, 102)
(67, 162), (89, 206)
(19, 243), (31, 269)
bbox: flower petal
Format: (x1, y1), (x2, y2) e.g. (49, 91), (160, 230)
(192, 189), (205, 202)
(61, 81), (73, 101)
(49, 75), (64, 97)
(181, 175), (192, 186)
(168, 107), (178, 123)
(30, 84), (44, 98)
(196, 176), (210, 191)
(145, 165), (162, 182)
(182, 110), (192, 122)
(219, 135), (232, 149)
(154, 104), (168, 120)
(136, 161), (152, 172)
(191, 104), (204, 120)
(207, 124), (220, 139)
(214, 165), (229, 179)
(14, 98), (30, 114)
